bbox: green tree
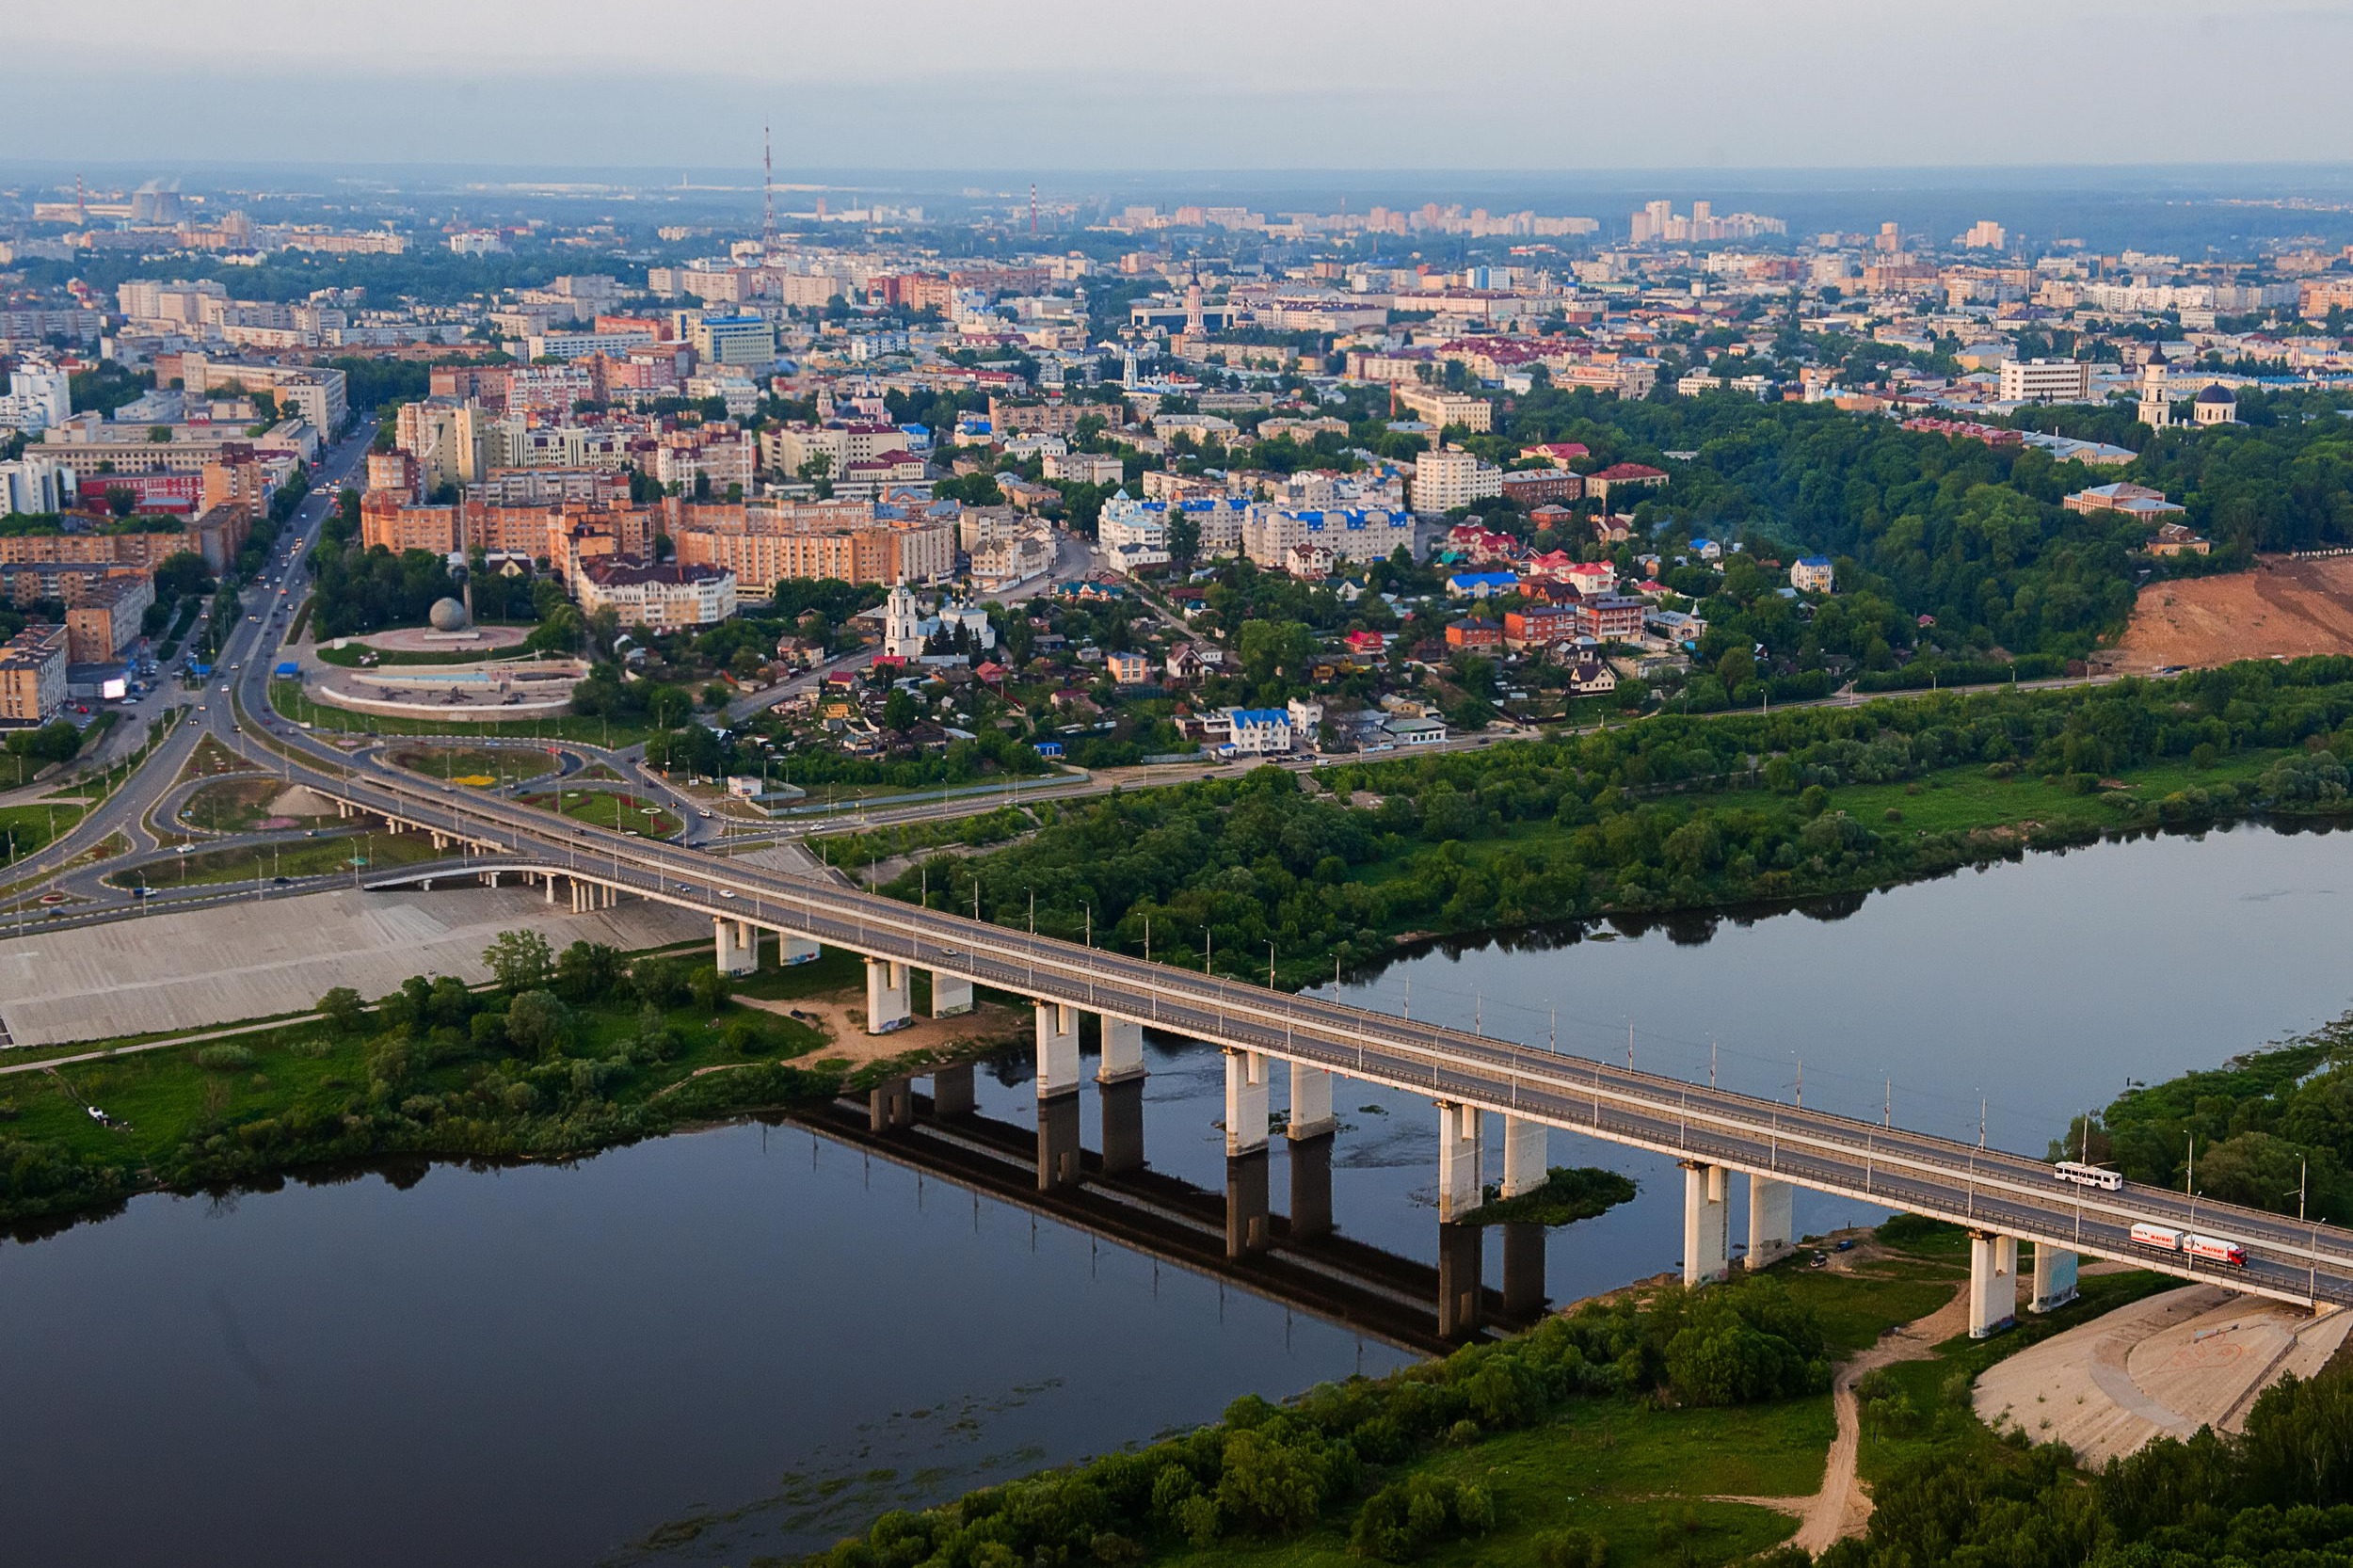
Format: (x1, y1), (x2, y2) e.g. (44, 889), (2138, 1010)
(316, 986), (366, 1035)
(482, 928), (553, 992)
(503, 988), (575, 1060)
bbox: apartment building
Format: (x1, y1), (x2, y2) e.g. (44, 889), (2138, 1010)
(1409, 448), (1503, 513)
(1240, 504), (1414, 568)
(0, 624), (70, 724)
(1390, 385), (1494, 433)
(574, 561), (738, 631)
(667, 503), (953, 589)
(65, 573), (154, 664)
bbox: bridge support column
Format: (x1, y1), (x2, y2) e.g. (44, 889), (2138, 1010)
(778, 933), (821, 966)
(713, 917), (757, 976)
(1498, 1114), (1545, 1200)
(2030, 1244), (2078, 1314)
(868, 1075), (914, 1134)
(1289, 1062), (1335, 1141)
(1502, 1224), (1546, 1320)
(544, 873), (556, 904)
(1436, 1101), (1482, 1223)
(865, 958), (911, 1033)
(1681, 1161), (1730, 1286)
(486, 870), (500, 888)
(1748, 1176), (1796, 1271)
(1437, 1222), (1482, 1339)
(1288, 1062), (1337, 1240)
(1099, 1073), (1145, 1175)
(1969, 1232), (2019, 1338)
(1099, 1016), (1145, 1082)
(1034, 1002), (1080, 1097)
(1037, 1086), (1081, 1192)
(1226, 1144), (1271, 1257)
(931, 970), (974, 1016)
(932, 1062), (975, 1118)
(1225, 1048), (1272, 1157)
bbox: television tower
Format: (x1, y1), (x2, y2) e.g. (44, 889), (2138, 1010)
(1030, 183), (1038, 235)
(761, 123), (776, 252)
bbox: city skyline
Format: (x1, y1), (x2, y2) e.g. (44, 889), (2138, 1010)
(12, 1), (2353, 170)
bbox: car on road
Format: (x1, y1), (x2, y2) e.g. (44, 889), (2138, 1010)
(698, 808), (713, 817)
(717, 889), (736, 899)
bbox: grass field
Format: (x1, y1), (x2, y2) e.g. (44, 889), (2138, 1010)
(0, 801), (87, 863)
(519, 787), (684, 839)
(3, 977), (830, 1173)
(387, 744), (560, 787)
(104, 829), (445, 889)
(180, 776), (342, 833)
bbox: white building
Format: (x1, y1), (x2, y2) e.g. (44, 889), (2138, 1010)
(0, 453), (77, 514)
(1998, 358), (2091, 404)
(1409, 447), (1503, 513)
(574, 561), (738, 631)
(0, 362), (70, 434)
(1241, 504), (1414, 568)
(2192, 383), (2239, 427)
(1222, 707), (1292, 756)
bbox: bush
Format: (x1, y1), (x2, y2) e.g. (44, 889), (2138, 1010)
(194, 1044), (256, 1071)
(1531, 1526), (1609, 1568)
(1349, 1476), (1494, 1561)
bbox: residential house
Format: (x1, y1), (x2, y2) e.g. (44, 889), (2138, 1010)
(1446, 616), (1504, 650)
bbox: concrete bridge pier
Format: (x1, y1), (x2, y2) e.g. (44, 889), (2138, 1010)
(1436, 1101), (1482, 1223)
(1225, 1048), (1273, 1256)
(865, 958), (911, 1033)
(1097, 1017), (1147, 1175)
(931, 970), (974, 1016)
(714, 917), (758, 976)
(1034, 1002), (1080, 1097)
(1969, 1231), (2020, 1337)
(2030, 1243), (2079, 1314)
(869, 1076), (914, 1133)
(544, 872), (556, 904)
(778, 933), (821, 966)
(1498, 1114), (1545, 1200)
(1682, 1161), (1731, 1286)
(1748, 1176), (1796, 1271)
(1287, 1063), (1337, 1240)
(932, 1062), (975, 1118)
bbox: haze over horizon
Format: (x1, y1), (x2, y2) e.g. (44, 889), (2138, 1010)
(11, 0), (2352, 172)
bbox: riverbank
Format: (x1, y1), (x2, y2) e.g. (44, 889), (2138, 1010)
(857, 659), (2353, 989)
(792, 1219), (2176, 1567)
(0, 945), (1026, 1235)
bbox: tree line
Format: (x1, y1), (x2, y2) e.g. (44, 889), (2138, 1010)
(886, 659), (2353, 987)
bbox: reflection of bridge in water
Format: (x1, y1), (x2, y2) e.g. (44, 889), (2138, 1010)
(795, 1064), (1552, 1355)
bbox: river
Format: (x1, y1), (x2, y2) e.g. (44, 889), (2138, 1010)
(5, 821), (2351, 1565)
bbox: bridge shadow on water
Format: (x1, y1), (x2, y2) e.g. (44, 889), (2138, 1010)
(789, 1065), (1552, 1358)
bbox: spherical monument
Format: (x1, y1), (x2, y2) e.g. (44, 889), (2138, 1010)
(427, 597), (471, 632)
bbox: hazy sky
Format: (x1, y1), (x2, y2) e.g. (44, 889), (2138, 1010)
(12, 1), (2353, 173)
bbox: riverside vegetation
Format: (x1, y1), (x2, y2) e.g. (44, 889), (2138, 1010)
(794, 1221), (2198, 1568)
(867, 657), (2353, 987)
(0, 940), (987, 1233)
